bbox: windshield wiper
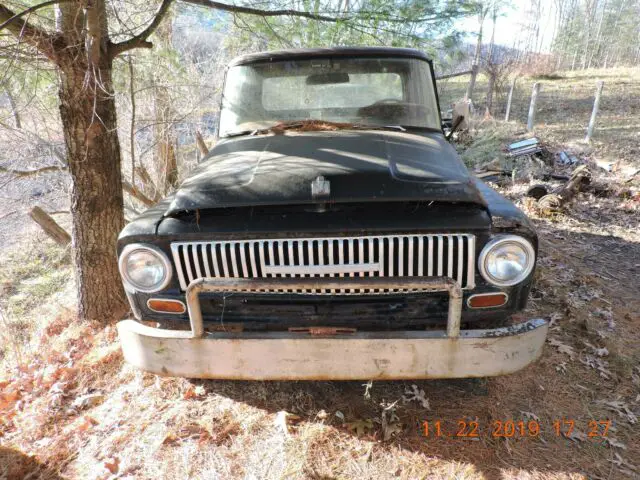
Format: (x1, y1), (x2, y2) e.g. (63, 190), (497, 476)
(351, 124), (407, 132)
(221, 129), (260, 138)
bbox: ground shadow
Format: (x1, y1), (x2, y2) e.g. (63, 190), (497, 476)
(0, 446), (63, 480)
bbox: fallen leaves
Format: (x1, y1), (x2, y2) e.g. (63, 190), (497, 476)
(604, 437), (627, 450)
(163, 423), (213, 445)
(548, 312), (563, 329)
(378, 400), (402, 441)
(609, 452), (639, 476)
(274, 410), (302, 435)
(103, 457), (120, 475)
(549, 336), (614, 378)
(47, 381), (68, 409)
(566, 428), (588, 442)
(597, 399), (638, 424)
(64, 415), (99, 435)
(0, 388), (21, 411)
(593, 308), (616, 330)
(77, 415), (99, 432)
(71, 392), (104, 410)
(555, 361), (568, 374)
(520, 411), (540, 422)
(402, 384), (430, 409)
(583, 340), (609, 357)
(345, 418), (374, 437)
(182, 384), (206, 400)
(548, 337), (576, 359)
(580, 354), (613, 379)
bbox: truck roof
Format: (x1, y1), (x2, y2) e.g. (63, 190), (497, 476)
(228, 47), (433, 67)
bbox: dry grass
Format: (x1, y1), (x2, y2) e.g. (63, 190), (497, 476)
(1, 69), (639, 480)
(0, 232), (74, 373)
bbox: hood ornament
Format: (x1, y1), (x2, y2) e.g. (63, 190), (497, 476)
(311, 175), (330, 199)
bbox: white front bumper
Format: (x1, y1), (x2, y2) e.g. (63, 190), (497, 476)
(117, 277), (548, 380)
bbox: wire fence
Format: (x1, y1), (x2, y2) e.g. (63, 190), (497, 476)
(436, 74), (635, 134)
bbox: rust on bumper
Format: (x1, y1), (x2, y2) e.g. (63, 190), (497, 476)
(117, 277), (548, 380)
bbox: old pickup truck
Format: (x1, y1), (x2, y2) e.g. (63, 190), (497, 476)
(116, 47), (548, 380)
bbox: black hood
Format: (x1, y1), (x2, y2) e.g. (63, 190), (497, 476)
(165, 130), (486, 215)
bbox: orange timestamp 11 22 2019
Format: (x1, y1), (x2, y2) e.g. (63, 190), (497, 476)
(417, 418), (612, 439)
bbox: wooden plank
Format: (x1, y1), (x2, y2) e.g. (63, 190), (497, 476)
(436, 69), (473, 80)
(29, 206), (71, 246)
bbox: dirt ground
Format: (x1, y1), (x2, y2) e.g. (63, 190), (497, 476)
(1, 68), (639, 479)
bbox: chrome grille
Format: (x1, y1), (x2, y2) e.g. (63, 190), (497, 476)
(171, 234), (476, 294)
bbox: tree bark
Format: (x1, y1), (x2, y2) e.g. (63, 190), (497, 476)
(58, 55), (128, 323)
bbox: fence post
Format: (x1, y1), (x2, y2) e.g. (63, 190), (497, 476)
(585, 80), (604, 142)
(505, 77), (517, 121)
(527, 82), (541, 132)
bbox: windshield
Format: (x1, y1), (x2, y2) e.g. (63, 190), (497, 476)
(219, 56), (440, 136)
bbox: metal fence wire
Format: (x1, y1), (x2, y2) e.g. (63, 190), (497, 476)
(436, 74), (633, 130)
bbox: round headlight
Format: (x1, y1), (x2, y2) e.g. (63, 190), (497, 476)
(118, 244), (172, 293)
(478, 235), (535, 287)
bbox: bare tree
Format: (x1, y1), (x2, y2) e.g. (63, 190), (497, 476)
(466, 1), (491, 101)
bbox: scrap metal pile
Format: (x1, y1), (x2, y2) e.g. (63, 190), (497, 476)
(474, 136), (639, 214)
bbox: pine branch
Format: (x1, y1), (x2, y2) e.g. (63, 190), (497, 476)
(181, 0), (342, 22)
(109, 0), (464, 58)
(0, 1), (65, 62)
(0, 0), (68, 32)
(181, 0), (451, 24)
(108, 0), (173, 58)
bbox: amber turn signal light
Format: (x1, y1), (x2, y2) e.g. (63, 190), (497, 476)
(467, 293), (508, 309)
(147, 299), (186, 314)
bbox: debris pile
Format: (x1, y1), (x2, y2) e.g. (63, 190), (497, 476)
(473, 133), (639, 214)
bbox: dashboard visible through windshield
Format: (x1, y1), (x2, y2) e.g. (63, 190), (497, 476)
(219, 56), (440, 137)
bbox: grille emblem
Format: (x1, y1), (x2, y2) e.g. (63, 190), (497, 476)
(311, 175), (330, 198)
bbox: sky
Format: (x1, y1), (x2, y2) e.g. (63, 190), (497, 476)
(456, 0), (557, 52)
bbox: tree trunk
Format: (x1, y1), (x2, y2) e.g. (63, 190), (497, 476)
(153, 18), (178, 195)
(466, 7), (486, 102)
(486, 71), (496, 114)
(58, 58), (128, 323)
